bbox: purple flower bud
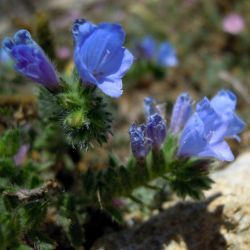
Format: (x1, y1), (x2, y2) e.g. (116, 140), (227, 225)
(144, 97), (158, 117)
(73, 19), (134, 98)
(157, 42), (178, 67)
(146, 113), (167, 150)
(129, 123), (152, 160)
(2, 30), (59, 89)
(170, 92), (192, 134)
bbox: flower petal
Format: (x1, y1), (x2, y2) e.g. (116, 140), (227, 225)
(204, 141), (234, 161)
(2, 37), (14, 52)
(211, 89), (236, 113)
(196, 97), (224, 142)
(79, 23), (125, 72)
(97, 77), (123, 98)
(72, 19), (96, 45)
(224, 113), (246, 138)
(178, 114), (207, 157)
(74, 52), (97, 85)
(210, 90), (245, 139)
(170, 92), (192, 134)
(13, 30), (33, 45)
(101, 48), (134, 79)
(157, 42), (178, 67)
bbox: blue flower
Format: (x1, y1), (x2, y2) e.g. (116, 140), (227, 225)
(157, 42), (178, 67)
(134, 37), (178, 68)
(2, 30), (59, 89)
(170, 93), (192, 134)
(178, 111), (234, 161)
(177, 91), (245, 162)
(210, 90), (245, 141)
(146, 113), (167, 150)
(73, 19), (134, 98)
(135, 36), (156, 60)
(129, 123), (152, 160)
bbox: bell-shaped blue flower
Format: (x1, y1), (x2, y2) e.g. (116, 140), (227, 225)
(2, 30), (59, 89)
(178, 97), (238, 161)
(157, 42), (178, 67)
(170, 93), (192, 134)
(146, 113), (167, 150)
(210, 90), (245, 141)
(73, 19), (134, 98)
(135, 36), (156, 60)
(129, 123), (152, 160)
(177, 111), (234, 161)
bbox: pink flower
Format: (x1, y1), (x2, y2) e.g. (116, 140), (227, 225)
(222, 13), (245, 34)
(56, 46), (71, 59)
(112, 198), (126, 208)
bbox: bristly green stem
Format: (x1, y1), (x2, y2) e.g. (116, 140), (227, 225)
(80, 135), (214, 208)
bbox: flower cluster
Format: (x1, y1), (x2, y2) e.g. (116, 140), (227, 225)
(129, 97), (167, 160)
(178, 90), (245, 161)
(135, 36), (178, 67)
(130, 90), (245, 162)
(1, 19), (133, 98)
(1, 19), (134, 149)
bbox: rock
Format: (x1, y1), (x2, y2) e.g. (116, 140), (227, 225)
(92, 152), (250, 250)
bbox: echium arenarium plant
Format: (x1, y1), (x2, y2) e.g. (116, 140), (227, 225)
(0, 19), (246, 249)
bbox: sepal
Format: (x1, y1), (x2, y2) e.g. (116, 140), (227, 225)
(166, 158), (214, 200)
(38, 74), (112, 149)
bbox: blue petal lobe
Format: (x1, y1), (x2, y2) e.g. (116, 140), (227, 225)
(98, 78), (123, 98)
(72, 19), (96, 45)
(80, 23), (125, 73)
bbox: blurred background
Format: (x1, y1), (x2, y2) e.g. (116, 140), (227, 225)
(0, 0), (249, 159)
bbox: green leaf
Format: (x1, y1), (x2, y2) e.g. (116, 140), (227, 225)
(16, 245), (33, 250)
(0, 157), (16, 178)
(0, 129), (20, 158)
(167, 158), (214, 200)
(108, 153), (119, 168)
(163, 134), (178, 162)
